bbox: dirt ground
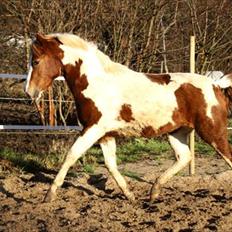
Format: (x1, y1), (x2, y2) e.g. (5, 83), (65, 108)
(1, 155), (232, 232)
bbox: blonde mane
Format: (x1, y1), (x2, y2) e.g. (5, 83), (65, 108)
(51, 33), (92, 51)
(50, 33), (130, 75)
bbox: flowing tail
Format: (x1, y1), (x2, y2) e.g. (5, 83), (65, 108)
(214, 73), (232, 115)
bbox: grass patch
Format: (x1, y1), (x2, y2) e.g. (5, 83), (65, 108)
(82, 164), (95, 174)
(195, 138), (215, 156)
(0, 138), (171, 174)
(121, 169), (143, 181)
(2, 134), (230, 174)
(0, 148), (44, 172)
(0, 148), (65, 172)
(85, 138), (171, 164)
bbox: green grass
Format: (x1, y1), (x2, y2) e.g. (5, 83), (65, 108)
(0, 148), (65, 172)
(195, 138), (215, 156)
(82, 163), (95, 174)
(1, 135), (230, 175)
(0, 148), (43, 172)
(84, 138), (171, 164)
(116, 138), (171, 163)
(121, 169), (143, 181)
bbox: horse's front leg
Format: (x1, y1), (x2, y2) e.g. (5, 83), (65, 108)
(100, 137), (135, 201)
(44, 125), (104, 202)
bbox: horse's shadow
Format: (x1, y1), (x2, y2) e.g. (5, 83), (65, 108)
(1, 160), (151, 202)
(0, 184), (29, 204)
(27, 171), (117, 197)
(87, 174), (112, 193)
(25, 170), (97, 197)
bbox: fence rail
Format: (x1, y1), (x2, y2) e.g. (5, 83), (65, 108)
(0, 73), (64, 80)
(0, 73), (26, 79)
(0, 125), (82, 131)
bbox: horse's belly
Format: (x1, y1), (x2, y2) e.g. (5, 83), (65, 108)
(116, 105), (179, 137)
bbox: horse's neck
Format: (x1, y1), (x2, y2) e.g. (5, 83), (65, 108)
(63, 47), (140, 96)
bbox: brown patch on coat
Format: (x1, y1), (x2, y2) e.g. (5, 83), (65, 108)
(120, 104), (134, 122)
(145, 73), (171, 85)
(140, 84), (202, 138)
(212, 85), (228, 117)
(210, 86), (231, 159)
(221, 84), (232, 117)
(133, 83), (201, 138)
(64, 60), (102, 129)
(173, 83), (206, 128)
(174, 83), (232, 161)
(141, 84), (202, 138)
(98, 131), (120, 143)
(141, 126), (156, 137)
(141, 119), (180, 138)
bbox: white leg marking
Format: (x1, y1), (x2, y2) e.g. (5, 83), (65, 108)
(45, 126), (104, 201)
(100, 137), (135, 201)
(212, 142), (232, 169)
(150, 128), (192, 200)
(221, 155), (232, 169)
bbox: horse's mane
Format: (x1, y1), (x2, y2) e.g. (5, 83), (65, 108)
(51, 33), (92, 51)
(49, 33), (130, 75)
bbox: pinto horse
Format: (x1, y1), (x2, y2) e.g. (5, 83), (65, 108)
(25, 33), (232, 202)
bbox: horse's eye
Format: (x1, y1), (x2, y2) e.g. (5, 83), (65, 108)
(32, 60), (39, 67)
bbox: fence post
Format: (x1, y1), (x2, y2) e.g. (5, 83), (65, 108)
(35, 97), (45, 125)
(189, 36), (195, 175)
(48, 87), (55, 126)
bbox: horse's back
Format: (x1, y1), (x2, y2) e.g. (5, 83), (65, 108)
(111, 72), (226, 137)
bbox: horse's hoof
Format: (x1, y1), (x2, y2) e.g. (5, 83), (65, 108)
(149, 191), (160, 203)
(126, 192), (136, 202)
(43, 190), (56, 203)
(149, 184), (160, 203)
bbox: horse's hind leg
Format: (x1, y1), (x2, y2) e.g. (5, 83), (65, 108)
(213, 141), (232, 168)
(194, 109), (232, 169)
(150, 127), (192, 202)
(44, 126), (104, 202)
(100, 137), (135, 201)
(198, 127), (232, 169)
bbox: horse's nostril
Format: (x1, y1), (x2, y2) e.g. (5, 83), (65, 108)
(25, 86), (40, 100)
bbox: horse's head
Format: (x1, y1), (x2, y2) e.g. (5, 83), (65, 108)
(25, 33), (64, 100)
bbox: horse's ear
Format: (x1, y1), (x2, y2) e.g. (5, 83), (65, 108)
(36, 33), (47, 44)
(32, 43), (43, 56)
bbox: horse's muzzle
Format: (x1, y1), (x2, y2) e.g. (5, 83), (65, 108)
(25, 86), (42, 101)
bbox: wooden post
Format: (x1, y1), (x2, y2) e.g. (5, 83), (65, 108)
(35, 98), (45, 126)
(48, 87), (55, 126)
(189, 36), (195, 175)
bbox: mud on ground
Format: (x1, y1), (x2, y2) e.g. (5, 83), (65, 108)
(1, 156), (232, 232)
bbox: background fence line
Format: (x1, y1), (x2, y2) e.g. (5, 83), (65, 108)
(0, 97), (74, 103)
(0, 73), (80, 131)
(0, 73), (64, 80)
(0, 125), (82, 130)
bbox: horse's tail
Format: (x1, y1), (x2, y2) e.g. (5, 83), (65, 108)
(214, 73), (232, 115)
